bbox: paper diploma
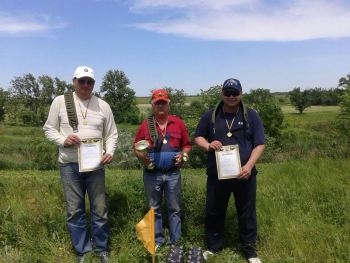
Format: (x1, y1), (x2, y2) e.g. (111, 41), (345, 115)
(78, 138), (103, 172)
(215, 145), (242, 180)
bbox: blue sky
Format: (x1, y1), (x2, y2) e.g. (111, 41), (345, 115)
(1, 0), (350, 96)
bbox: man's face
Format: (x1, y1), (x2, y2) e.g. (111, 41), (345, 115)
(74, 77), (95, 100)
(221, 89), (241, 107)
(152, 100), (170, 116)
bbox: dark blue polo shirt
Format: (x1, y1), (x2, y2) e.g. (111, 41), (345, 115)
(194, 102), (265, 173)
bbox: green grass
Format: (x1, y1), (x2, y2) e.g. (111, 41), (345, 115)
(0, 105), (348, 261)
(1, 160), (350, 262)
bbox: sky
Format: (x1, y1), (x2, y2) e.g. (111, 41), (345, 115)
(1, 0), (350, 96)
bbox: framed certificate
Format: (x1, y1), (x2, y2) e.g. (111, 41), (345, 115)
(215, 144), (242, 180)
(78, 138), (103, 172)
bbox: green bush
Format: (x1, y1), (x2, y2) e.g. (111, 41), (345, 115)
(32, 138), (58, 170)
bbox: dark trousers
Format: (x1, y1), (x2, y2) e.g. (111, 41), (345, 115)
(205, 171), (257, 258)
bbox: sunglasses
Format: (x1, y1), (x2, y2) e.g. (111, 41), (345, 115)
(223, 89), (241, 97)
(78, 78), (95, 85)
(154, 100), (168, 105)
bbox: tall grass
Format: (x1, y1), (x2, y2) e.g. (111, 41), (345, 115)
(1, 160), (349, 262)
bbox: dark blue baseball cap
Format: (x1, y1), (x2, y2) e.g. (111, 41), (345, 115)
(222, 78), (242, 92)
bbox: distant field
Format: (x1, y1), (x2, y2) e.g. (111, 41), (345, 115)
(136, 95), (340, 116)
(281, 105), (340, 114)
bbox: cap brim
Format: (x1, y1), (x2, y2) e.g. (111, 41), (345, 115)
(222, 87), (241, 91)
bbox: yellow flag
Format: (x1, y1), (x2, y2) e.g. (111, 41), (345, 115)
(136, 207), (155, 256)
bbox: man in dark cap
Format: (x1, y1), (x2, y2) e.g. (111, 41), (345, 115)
(194, 78), (265, 263)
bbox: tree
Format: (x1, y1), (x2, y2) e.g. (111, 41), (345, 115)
(188, 100), (207, 118)
(37, 75), (72, 104)
(337, 74), (350, 156)
(100, 70), (140, 124)
(244, 88), (284, 138)
(199, 85), (221, 110)
(6, 74), (71, 126)
(164, 87), (187, 118)
(306, 87), (341, 106)
(289, 87), (311, 114)
(0, 88), (10, 122)
(10, 74), (40, 113)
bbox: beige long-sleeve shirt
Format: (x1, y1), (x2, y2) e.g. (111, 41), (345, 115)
(43, 92), (118, 163)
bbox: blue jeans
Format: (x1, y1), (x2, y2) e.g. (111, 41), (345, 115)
(143, 169), (182, 245)
(59, 163), (109, 256)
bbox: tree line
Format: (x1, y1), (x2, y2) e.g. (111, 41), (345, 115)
(0, 70), (349, 141)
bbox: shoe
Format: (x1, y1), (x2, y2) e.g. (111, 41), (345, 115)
(98, 251), (109, 263)
(203, 250), (214, 261)
(77, 254), (85, 263)
(247, 257), (262, 263)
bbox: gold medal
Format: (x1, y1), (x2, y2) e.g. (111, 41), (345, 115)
(163, 139), (167, 144)
(224, 108), (239, 139)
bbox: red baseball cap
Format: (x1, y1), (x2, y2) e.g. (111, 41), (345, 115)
(151, 89), (170, 103)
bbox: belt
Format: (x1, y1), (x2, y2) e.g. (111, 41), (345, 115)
(146, 166), (179, 173)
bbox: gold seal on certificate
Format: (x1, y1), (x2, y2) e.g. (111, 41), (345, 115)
(215, 144), (242, 180)
(78, 138), (103, 172)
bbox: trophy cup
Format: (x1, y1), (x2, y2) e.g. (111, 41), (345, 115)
(134, 140), (154, 170)
(175, 152), (189, 163)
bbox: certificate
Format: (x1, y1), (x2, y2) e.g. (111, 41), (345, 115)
(78, 138), (103, 172)
(215, 144), (242, 180)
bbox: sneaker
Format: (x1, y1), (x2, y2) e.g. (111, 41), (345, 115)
(248, 257), (262, 263)
(98, 251), (109, 263)
(203, 250), (214, 261)
(77, 254), (85, 263)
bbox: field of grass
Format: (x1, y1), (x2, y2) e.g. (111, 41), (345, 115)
(1, 159), (349, 262)
(0, 105), (349, 262)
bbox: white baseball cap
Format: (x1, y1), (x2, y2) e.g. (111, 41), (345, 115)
(73, 66), (95, 80)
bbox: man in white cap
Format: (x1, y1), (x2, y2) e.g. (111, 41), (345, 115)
(43, 66), (118, 263)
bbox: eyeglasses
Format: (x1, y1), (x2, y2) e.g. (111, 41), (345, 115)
(77, 78), (95, 85)
(223, 89), (241, 97)
(154, 100), (168, 105)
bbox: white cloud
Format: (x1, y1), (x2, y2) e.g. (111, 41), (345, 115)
(129, 0), (350, 41)
(0, 12), (66, 36)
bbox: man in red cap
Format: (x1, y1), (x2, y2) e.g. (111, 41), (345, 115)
(133, 88), (191, 249)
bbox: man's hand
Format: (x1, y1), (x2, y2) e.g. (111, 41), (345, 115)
(101, 153), (113, 165)
(237, 163), (253, 180)
(135, 150), (152, 167)
(208, 140), (222, 151)
(64, 134), (80, 147)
